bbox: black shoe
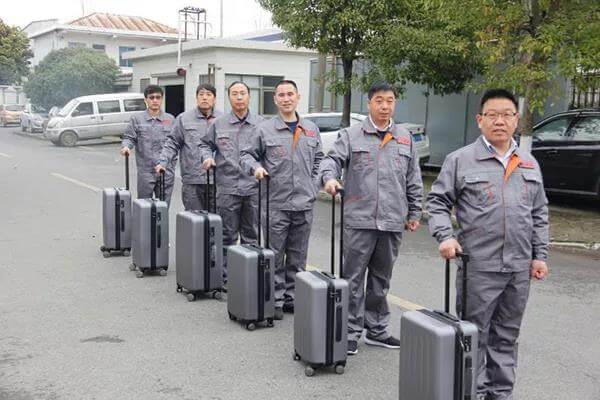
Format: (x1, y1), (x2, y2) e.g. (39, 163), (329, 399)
(364, 335), (401, 349)
(347, 340), (358, 355)
(274, 307), (284, 320)
(282, 303), (294, 313)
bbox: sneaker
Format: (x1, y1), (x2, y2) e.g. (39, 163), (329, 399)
(364, 335), (401, 349)
(347, 340), (358, 355)
(274, 307), (284, 320)
(282, 303), (294, 313)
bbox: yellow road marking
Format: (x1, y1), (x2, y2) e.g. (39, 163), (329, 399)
(51, 173), (101, 193)
(305, 264), (423, 311)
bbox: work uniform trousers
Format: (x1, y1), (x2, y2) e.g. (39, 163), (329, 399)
(343, 228), (402, 342)
(181, 183), (215, 212)
(137, 172), (175, 207)
(217, 193), (259, 281)
(456, 268), (531, 400)
(267, 209), (313, 308)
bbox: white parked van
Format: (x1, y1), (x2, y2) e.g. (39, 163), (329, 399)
(45, 93), (146, 146)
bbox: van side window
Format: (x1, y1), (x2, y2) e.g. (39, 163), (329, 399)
(123, 98), (146, 112)
(98, 100), (121, 114)
(74, 102), (94, 116)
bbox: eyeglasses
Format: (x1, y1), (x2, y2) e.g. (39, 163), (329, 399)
(147, 95), (162, 100)
(481, 111), (518, 121)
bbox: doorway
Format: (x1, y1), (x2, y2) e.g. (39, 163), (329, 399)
(164, 85), (185, 117)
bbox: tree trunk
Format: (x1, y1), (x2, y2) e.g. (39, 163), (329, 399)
(519, 91), (535, 152)
(315, 54), (327, 112)
(341, 56), (353, 128)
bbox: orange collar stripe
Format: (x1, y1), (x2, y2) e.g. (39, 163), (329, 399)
(292, 125), (303, 151)
(504, 154), (521, 182)
(380, 132), (394, 149)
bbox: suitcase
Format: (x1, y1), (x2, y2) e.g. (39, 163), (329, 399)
(227, 177), (275, 330)
(100, 153), (131, 257)
(294, 189), (349, 377)
(176, 168), (224, 301)
(399, 254), (478, 400)
(130, 171), (169, 278)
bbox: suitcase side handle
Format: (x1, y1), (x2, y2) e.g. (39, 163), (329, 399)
(445, 253), (470, 318)
(330, 188), (345, 277)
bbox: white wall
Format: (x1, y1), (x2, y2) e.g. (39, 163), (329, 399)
(130, 47), (314, 114)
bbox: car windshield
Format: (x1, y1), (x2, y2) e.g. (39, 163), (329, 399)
(6, 105), (24, 111)
(58, 100), (78, 117)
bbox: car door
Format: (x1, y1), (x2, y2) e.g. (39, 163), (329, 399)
(565, 114), (600, 194)
(531, 115), (576, 190)
(312, 116), (342, 155)
(68, 101), (97, 139)
(96, 99), (123, 137)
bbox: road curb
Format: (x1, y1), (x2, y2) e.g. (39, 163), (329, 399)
(316, 191), (600, 253)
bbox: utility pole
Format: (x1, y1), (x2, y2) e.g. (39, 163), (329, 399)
(219, 0), (224, 38)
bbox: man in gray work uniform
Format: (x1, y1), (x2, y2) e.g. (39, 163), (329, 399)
(199, 81), (265, 283)
(427, 89), (549, 400)
(320, 82), (423, 355)
(156, 83), (222, 211)
(121, 85), (176, 205)
(240, 79), (324, 320)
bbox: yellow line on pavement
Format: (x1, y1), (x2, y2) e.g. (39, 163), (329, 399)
(305, 264), (423, 311)
(0, 152), (13, 158)
(50, 173), (101, 193)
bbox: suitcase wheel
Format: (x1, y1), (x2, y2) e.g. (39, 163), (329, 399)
(159, 269), (168, 277)
(293, 352), (301, 361)
(228, 312), (236, 321)
(187, 293), (196, 302)
(100, 245), (106, 252)
(135, 270), (144, 279)
(267, 319), (274, 328)
(212, 291), (222, 300)
(122, 249), (130, 257)
(245, 322), (256, 331)
(102, 251), (111, 258)
(304, 366), (315, 377)
(176, 284), (183, 293)
(334, 364), (345, 375)
(129, 264), (136, 271)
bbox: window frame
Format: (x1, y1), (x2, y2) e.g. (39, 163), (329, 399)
(119, 46), (136, 67)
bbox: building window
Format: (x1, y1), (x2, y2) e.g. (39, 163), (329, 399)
(140, 78), (150, 93)
(119, 46), (135, 67)
(92, 44), (105, 52)
(224, 74), (284, 116)
(68, 42), (86, 48)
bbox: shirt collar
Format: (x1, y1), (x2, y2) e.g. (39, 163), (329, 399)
(194, 107), (215, 120)
(144, 109), (164, 121)
(274, 112), (303, 131)
(481, 135), (518, 159)
(368, 115), (394, 133)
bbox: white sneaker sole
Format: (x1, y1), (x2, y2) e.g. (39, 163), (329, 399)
(363, 336), (400, 349)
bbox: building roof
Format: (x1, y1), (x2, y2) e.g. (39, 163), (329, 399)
(67, 13), (177, 34)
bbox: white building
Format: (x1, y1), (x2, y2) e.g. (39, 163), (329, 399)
(23, 13), (179, 90)
(124, 38), (317, 116)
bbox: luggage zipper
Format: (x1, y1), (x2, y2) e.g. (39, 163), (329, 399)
(114, 189), (121, 250)
(202, 211), (211, 292)
(150, 201), (157, 269)
(257, 251), (267, 321)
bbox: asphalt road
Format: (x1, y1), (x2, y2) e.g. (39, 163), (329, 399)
(1, 127), (599, 400)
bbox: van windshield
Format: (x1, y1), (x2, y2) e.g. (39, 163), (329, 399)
(58, 100), (77, 117)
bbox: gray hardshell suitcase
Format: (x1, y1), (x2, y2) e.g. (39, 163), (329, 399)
(100, 154), (131, 257)
(130, 172), (169, 278)
(176, 168), (224, 301)
(294, 189), (348, 377)
(227, 177), (275, 330)
(399, 254), (478, 400)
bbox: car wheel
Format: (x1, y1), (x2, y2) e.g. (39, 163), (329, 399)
(59, 130), (78, 147)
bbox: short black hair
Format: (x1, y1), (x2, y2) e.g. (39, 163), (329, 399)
(274, 79), (298, 92)
(228, 81), (250, 95)
(196, 83), (217, 97)
(144, 85), (163, 98)
(479, 89), (518, 112)
(367, 82), (397, 100)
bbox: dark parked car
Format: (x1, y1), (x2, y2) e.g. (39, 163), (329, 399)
(530, 109), (600, 198)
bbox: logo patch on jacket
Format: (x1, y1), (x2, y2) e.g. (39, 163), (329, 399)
(396, 136), (411, 145)
(305, 129), (316, 138)
(519, 160), (535, 169)
(161, 119), (171, 126)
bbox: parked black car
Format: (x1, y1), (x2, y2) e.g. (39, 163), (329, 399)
(530, 109), (600, 198)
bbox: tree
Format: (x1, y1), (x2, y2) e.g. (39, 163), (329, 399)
(24, 48), (119, 109)
(258, 0), (403, 127)
(0, 19), (32, 85)
(364, 0), (483, 97)
(455, 0), (600, 147)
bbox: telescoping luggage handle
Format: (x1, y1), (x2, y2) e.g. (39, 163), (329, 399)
(330, 188), (345, 277)
(124, 152), (130, 191)
(257, 175), (270, 248)
(158, 169), (165, 201)
(204, 167), (217, 213)
(445, 253), (470, 318)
